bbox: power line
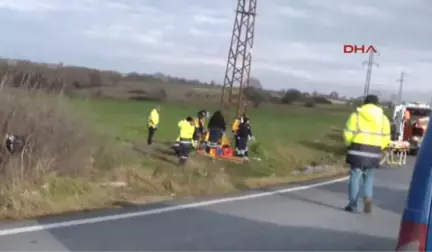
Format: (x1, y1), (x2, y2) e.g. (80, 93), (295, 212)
(396, 71), (405, 104)
(362, 50), (379, 99)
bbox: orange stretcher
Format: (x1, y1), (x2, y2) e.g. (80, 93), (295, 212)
(196, 149), (245, 163)
(195, 134), (246, 162)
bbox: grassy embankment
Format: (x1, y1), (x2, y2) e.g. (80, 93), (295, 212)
(0, 93), (351, 220)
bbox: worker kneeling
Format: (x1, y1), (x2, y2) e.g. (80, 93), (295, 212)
(177, 116), (196, 167)
(206, 111), (226, 155)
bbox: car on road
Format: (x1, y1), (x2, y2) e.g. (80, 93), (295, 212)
(396, 111), (432, 251)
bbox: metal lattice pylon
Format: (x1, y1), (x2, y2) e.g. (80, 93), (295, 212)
(219, 0), (257, 119)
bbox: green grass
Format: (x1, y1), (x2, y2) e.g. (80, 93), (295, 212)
(73, 98), (351, 175)
(0, 97), (354, 220)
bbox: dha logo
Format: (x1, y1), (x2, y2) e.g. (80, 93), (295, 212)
(344, 45), (377, 54)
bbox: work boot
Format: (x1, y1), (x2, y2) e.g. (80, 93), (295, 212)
(177, 159), (187, 168)
(364, 198), (372, 213)
(344, 205), (357, 213)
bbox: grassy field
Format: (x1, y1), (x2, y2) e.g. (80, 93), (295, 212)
(0, 58), (382, 220)
(75, 98), (350, 180)
(0, 96), (352, 220)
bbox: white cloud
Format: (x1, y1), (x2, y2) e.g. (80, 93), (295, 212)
(84, 25), (169, 47)
(0, 0), (95, 12)
(189, 27), (228, 38)
(253, 62), (315, 80)
(192, 14), (228, 25)
(1, 0), (431, 97)
(276, 6), (309, 18)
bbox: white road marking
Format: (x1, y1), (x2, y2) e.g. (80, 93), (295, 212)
(0, 176), (348, 236)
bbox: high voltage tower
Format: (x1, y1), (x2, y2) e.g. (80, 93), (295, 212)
(219, 0), (257, 118)
(362, 50), (379, 99)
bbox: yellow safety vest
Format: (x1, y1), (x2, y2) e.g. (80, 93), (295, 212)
(148, 109), (159, 128)
(178, 120), (195, 145)
(232, 118), (240, 133)
(343, 104), (391, 167)
(194, 117), (206, 133)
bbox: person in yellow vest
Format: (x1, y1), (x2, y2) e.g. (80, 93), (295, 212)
(193, 110), (208, 149)
(177, 116), (196, 167)
(232, 114), (242, 153)
(147, 106), (160, 145)
(343, 95), (391, 214)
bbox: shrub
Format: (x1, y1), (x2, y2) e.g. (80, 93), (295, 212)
(0, 87), (96, 182)
(312, 96), (332, 104)
(304, 100), (316, 108)
(281, 89), (303, 104)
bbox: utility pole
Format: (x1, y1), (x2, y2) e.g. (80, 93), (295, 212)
(220, 0), (257, 118)
(396, 71), (405, 104)
(362, 50), (379, 99)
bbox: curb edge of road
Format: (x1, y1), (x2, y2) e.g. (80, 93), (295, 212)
(0, 171), (350, 236)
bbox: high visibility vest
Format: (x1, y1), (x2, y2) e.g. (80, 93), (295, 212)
(194, 117), (206, 133)
(148, 109), (159, 128)
(232, 118), (240, 133)
(178, 120), (195, 144)
(343, 104), (391, 167)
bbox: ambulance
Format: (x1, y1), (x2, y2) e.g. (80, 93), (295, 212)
(391, 102), (431, 155)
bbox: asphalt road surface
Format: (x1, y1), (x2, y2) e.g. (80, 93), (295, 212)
(0, 158), (415, 251)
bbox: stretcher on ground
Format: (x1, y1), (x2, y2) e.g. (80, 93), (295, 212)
(195, 134), (246, 162)
(380, 140), (409, 167)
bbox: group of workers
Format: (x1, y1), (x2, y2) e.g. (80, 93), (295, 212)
(146, 94), (393, 214)
(146, 106), (254, 167)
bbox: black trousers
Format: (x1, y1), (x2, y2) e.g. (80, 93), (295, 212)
(208, 128), (223, 147)
(234, 133), (239, 150)
(178, 142), (192, 166)
(147, 126), (157, 145)
(236, 136), (248, 157)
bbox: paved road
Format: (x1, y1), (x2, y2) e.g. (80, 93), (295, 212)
(0, 159), (415, 251)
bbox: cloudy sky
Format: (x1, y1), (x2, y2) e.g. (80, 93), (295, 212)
(0, 0), (431, 97)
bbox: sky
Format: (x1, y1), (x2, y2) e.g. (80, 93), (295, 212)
(0, 0), (431, 98)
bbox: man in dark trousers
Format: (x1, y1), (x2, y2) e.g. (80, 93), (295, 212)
(177, 116), (196, 167)
(343, 95), (391, 213)
(236, 116), (254, 159)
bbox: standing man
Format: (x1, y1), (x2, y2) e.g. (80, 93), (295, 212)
(147, 106), (160, 145)
(232, 113), (246, 155)
(343, 95), (391, 213)
(177, 116), (196, 167)
(193, 110), (208, 149)
(236, 116), (254, 159)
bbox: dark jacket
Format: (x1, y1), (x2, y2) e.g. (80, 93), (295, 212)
(208, 111), (226, 131)
(237, 119), (252, 138)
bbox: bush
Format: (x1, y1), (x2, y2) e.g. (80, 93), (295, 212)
(281, 89), (303, 104)
(304, 100), (316, 108)
(0, 87), (96, 182)
(312, 96), (332, 104)
(244, 86), (267, 108)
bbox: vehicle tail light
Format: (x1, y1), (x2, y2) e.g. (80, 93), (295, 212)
(396, 221), (427, 251)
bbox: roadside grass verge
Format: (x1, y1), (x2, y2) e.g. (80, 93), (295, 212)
(0, 94), (351, 220)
